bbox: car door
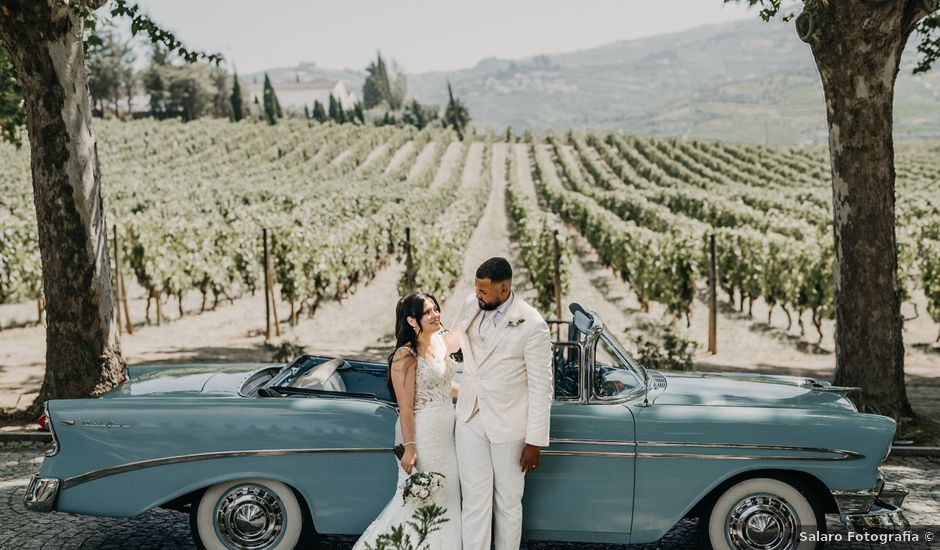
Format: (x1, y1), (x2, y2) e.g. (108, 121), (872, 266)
(522, 339), (637, 543)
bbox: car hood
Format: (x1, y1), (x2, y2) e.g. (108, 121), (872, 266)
(101, 363), (274, 398)
(652, 371), (858, 413)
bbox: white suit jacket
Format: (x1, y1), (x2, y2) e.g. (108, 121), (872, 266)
(454, 293), (553, 447)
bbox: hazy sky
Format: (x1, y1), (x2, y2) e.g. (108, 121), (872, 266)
(132, 1), (755, 74)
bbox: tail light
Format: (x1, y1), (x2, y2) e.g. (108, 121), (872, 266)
(37, 414), (49, 431)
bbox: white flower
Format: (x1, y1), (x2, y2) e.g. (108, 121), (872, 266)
(402, 471), (446, 504)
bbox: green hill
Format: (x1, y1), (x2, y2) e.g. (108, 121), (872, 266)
(407, 18), (940, 144)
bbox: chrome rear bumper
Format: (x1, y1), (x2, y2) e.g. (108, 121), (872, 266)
(23, 475), (59, 512)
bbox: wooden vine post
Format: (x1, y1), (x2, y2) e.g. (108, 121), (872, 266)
(708, 234), (717, 354)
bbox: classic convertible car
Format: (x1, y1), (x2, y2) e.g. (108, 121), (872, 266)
(25, 304), (908, 550)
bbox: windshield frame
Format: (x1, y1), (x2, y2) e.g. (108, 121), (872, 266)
(590, 327), (649, 403)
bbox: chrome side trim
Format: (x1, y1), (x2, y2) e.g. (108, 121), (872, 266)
(636, 441), (865, 460)
(61, 447), (391, 490)
(550, 438), (634, 447)
(636, 452), (860, 461)
(636, 453), (850, 462)
(544, 440), (864, 461)
(542, 450), (634, 458)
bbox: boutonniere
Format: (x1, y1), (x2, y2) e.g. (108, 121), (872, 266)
(507, 318), (526, 328)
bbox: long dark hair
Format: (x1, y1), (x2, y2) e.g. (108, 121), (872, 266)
(387, 292), (441, 401)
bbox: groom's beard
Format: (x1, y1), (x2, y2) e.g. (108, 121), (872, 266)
(478, 296), (503, 311)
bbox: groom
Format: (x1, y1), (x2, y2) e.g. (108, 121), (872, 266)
(455, 257), (553, 550)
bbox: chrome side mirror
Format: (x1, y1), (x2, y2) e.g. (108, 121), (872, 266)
(569, 303), (593, 333)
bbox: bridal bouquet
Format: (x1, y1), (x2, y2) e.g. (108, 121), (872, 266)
(402, 471), (445, 504)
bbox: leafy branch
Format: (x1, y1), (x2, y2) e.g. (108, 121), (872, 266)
(108, 0), (223, 65)
(914, 13), (940, 74)
(363, 504), (449, 550)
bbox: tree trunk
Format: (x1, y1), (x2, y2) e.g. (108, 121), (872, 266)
(0, 0), (125, 416)
(796, 1), (926, 420)
(36, 296), (45, 325)
(781, 304), (792, 331)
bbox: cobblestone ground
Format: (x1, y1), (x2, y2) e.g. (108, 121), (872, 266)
(1, 441), (937, 549)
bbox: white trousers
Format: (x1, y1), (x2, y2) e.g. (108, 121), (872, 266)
(456, 412), (527, 550)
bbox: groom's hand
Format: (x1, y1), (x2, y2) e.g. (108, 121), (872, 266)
(519, 444), (541, 473)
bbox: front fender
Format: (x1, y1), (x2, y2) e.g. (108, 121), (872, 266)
(628, 405), (894, 544)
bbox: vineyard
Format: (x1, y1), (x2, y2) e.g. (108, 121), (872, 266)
(1, 120), (940, 349)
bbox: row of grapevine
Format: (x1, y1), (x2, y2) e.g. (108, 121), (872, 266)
(548, 135), (836, 336)
(0, 120), (460, 328)
(403, 140), (488, 298)
(505, 144), (570, 313)
(531, 143), (699, 323)
(546, 131), (940, 339)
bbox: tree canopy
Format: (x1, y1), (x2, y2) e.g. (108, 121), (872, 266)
(363, 52), (407, 110)
(725, 0), (939, 72)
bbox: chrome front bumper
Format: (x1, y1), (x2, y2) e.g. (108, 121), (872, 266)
(834, 473), (910, 534)
(23, 475), (59, 512)
(846, 502), (910, 533)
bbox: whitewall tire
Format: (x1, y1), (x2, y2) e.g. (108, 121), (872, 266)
(706, 477), (823, 550)
(192, 478), (306, 550)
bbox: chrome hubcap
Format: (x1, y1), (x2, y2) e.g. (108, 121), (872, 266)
(727, 495), (797, 550)
(216, 485), (284, 550)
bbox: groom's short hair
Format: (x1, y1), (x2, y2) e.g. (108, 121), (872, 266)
(476, 257), (513, 283)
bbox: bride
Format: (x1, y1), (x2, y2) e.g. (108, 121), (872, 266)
(354, 292), (462, 549)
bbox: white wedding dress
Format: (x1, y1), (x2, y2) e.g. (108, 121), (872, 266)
(353, 337), (462, 549)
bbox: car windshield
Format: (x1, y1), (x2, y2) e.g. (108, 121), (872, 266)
(593, 328), (645, 399)
(265, 363), (300, 388)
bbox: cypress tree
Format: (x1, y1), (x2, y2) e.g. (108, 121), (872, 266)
(304, 104), (310, 119)
(443, 82), (471, 140)
(262, 73), (278, 124)
(353, 102), (365, 124)
(312, 99), (327, 123)
(230, 71), (244, 122)
(328, 94), (339, 122)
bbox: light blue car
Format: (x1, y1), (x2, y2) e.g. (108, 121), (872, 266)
(25, 304), (908, 550)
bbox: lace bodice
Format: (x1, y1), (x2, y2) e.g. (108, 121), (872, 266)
(414, 353), (456, 411)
